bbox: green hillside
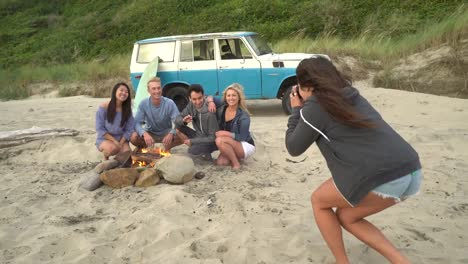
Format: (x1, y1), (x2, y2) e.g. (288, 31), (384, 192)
(0, 0), (465, 67)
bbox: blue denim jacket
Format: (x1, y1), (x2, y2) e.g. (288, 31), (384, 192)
(217, 105), (254, 144)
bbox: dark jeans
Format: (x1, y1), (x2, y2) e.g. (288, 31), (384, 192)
(178, 125), (218, 155)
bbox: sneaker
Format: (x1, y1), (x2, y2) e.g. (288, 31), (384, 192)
(188, 153), (213, 162)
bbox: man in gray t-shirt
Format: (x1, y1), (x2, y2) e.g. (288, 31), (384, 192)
(130, 77), (182, 150)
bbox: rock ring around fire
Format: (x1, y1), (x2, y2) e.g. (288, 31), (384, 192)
(156, 154), (195, 184)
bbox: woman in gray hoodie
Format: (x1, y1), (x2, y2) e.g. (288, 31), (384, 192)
(286, 57), (421, 264)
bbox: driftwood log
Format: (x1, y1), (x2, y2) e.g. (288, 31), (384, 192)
(79, 171), (103, 191)
(80, 152), (131, 191)
(0, 126), (79, 148)
(131, 152), (161, 164)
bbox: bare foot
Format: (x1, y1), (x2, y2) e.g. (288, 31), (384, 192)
(231, 164), (241, 170)
(216, 158), (230, 166)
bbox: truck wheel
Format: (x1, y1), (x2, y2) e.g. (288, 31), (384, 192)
(166, 86), (189, 111)
(281, 86), (293, 115)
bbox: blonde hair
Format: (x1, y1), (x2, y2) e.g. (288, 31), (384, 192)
(222, 83), (250, 115)
(147, 76), (161, 87)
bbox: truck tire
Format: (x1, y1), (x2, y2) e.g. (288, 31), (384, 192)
(166, 86), (189, 112)
(281, 86), (293, 115)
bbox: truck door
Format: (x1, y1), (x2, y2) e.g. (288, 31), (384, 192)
(178, 39), (219, 96)
(216, 38), (261, 97)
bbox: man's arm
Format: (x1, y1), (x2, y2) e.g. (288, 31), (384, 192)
(206, 96), (222, 112)
(168, 99), (180, 135)
(134, 101), (147, 136)
(174, 102), (192, 128)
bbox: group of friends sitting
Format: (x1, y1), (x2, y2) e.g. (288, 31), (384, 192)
(95, 77), (255, 170)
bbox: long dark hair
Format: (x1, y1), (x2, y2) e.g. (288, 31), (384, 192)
(107, 82), (132, 127)
(296, 57), (374, 128)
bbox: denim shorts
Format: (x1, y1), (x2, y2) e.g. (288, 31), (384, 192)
(372, 169), (423, 202)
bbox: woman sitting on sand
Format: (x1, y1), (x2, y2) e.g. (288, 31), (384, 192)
(215, 83), (255, 169)
(95, 82), (135, 160)
(285, 57), (422, 264)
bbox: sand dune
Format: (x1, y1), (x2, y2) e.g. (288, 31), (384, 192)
(1, 80), (467, 263)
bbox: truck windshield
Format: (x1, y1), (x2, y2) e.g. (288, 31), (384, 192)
(245, 34), (273, 56)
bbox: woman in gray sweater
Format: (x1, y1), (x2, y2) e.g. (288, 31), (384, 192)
(285, 57), (421, 264)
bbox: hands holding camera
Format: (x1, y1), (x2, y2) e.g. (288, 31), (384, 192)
(290, 85), (304, 108)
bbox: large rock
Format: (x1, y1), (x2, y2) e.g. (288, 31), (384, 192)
(100, 168), (139, 188)
(135, 168), (160, 187)
(156, 154), (195, 184)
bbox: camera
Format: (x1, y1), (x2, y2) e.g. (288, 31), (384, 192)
(292, 85), (303, 100)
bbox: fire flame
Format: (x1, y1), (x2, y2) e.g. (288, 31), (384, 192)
(132, 159), (147, 167)
(132, 147), (170, 167)
(159, 148), (170, 157)
(140, 147), (170, 157)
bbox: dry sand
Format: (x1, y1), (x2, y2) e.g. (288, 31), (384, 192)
(1, 80), (467, 263)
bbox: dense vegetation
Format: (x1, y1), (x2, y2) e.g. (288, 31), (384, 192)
(0, 0), (466, 99)
(1, 0), (465, 67)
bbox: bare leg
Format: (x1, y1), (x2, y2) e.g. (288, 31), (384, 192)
(164, 134), (183, 151)
(311, 179), (351, 264)
(119, 142), (131, 154)
(175, 129), (189, 142)
(215, 136), (244, 169)
(312, 178), (410, 264)
(336, 193), (410, 264)
(216, 154), (231, 166)
(130, 132), (146, 148)
(99, 140), (121, 160)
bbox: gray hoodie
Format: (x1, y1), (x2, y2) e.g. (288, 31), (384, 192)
(175, 99), (219, 145)
(285, 86), (421, 206)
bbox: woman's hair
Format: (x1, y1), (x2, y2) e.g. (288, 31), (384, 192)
(107, 82), (132, 127)
(296, 56), (374, 128)
(222, 83), (250, 115)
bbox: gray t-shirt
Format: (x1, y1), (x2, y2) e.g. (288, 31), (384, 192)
(134, 97), (179, 137)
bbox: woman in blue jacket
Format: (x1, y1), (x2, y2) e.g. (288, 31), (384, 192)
(215, 83), (255, 169)
(95, 82), (135, 160)
(286, 57), (421, 264)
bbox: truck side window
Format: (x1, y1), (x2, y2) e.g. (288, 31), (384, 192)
(194, 40), (214, 61)
(181, 40), (214, 62)
(180, 41), (193, 62)
(137, 41), (176, 63)
(220, 39), (252, 60)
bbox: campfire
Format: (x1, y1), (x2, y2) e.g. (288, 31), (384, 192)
(131, 147), (170, 168)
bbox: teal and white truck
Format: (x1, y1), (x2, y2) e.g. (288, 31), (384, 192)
(130, 31), (329, 114)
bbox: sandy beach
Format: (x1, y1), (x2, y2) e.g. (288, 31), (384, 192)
(1, 79), (467, 263)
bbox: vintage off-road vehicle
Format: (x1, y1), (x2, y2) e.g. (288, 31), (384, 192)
(130, 31), (329, 114)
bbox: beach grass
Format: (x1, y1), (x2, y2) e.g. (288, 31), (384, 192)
(0, 54), (129, 100)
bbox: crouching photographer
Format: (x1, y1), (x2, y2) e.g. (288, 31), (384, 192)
(285, 56), (422, 264)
